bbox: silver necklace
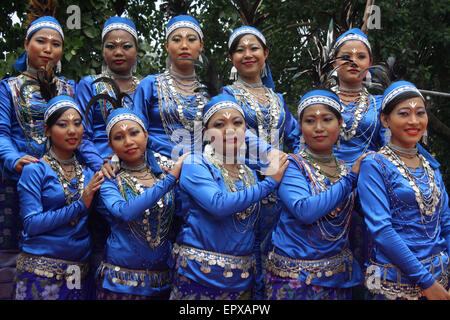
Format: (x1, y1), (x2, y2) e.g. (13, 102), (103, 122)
(169, 66), (196, 81)
(387, 141), (418, 157)
(236, 76), (264, 88)
(120, 161), (148, 172)
(49, 148), (76, 165)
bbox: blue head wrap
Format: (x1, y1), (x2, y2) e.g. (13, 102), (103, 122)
(332, 28), (372, 57)
(202, 94), (245, 125)
(44, 95), (82, 123)
(102, 16), (138, 41)
(105, 108), (146, 138)
(228, 26), (275, 90)
(381, 81), (424, 111)
(297, 89), (341, 121)
(165, 15), (203, 40)
(14, 16), (64, 72)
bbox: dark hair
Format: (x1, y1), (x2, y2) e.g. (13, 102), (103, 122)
(382, 91), (425, 115)
(228, 33), (268, 55)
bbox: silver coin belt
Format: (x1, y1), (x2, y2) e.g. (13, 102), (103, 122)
(97, 261), (171, 288)
(266, 248), (353, 285)
(172, 243), (255, 279)
(16, 252), (89, 281)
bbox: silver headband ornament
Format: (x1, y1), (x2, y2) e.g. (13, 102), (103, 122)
(228, 27), (266, 49)
(166, 21), (203, 40)
(381, 85), (424, 111)
(203, 101), (245, 125)
(44, 101), (81, 123)
(102, 23), (138, 41)
(332, 33), (371, 56)
(27, 21), (64, 40)
(297, 96), (341, 120)
(106, 113), (146, 138)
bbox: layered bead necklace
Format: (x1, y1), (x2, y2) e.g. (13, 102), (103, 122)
(204, 144), (258, 227)
(43, 149), (85, 226)
(117, 164), (173, 249)
(156, 70), (207, 139)
(232, 78), (283, 144)
(380, 144), (441, 218)
(332, 86), (370, 141)
(296, 149), (354, 243)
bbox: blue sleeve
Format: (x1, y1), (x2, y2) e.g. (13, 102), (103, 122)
(279, 94), (300, 153)
(0, 80), (21, 173)
(179, 156), (278, 217)
(371, 95), (387, 149)
(436, 169), (450, 254)
(75, 77), (103, 171)
(98, 174), (177, 222)
(17, 163), (87, 236)
(132, 75), (155, 130)
(357, 155), (436, 289)
(278, 158), (357, 225)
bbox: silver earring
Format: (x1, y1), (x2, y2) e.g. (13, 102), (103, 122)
(101, 62), (107, 74)
(111, 154), (120, 170)
(260, 63), (268, 78)
(229, 66), (238, 81)
(385, 127), (391, 142)
(299, 135), (306, 150)
(56, 60), (62, 74)
(336, 136), (341, 150)
(422, 129), (428, 145)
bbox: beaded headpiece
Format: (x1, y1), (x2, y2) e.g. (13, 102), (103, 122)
(44, 95), (82, 123)
(227, 26), (266, 49)
(165, 15), (203, 40)
(381, 81), (424, 111)
(102, 16), (138, 41)
(297, 89), (341, 120)
(106, 108), (146, 138)
(331, 28), (371, 57)
(203, 94), (245, 125)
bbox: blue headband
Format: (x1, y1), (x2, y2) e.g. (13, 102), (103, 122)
(332, 28), (371, 56)
(14, 16), (64, 72)
(106, 108), (146, 138)
(203, 94), (245, 125)
(166, 15), (203, 40)
(297, 89), (341, 120)
(227, 26), (266, 49)
(102, 16), (138, 41)
(381, 81), (424, 111)
(44, 95), (82, 123)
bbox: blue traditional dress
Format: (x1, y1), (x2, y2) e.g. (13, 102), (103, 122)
(169, 94), (279, 299)
(266, 90), (363, 300)
(357, 81), (450, 300)
(330, 28), (386, 279)
(13, 95), (94, 300)
(95, 108), (177, 300)
(0, 16), (75, 300)
(223, 26), (301, 299)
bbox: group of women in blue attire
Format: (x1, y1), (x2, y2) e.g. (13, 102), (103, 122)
(0, 9), (449, 301)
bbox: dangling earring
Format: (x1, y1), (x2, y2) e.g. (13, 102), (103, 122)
(229, 66), (238, 81)
(384, 127), (391, 142)
(364, 71), (372, 87)
(299, 135), (306, 150)
(165, 56), (172, 70)
(336, 136), (341, 150)
(422, 129), (428, 145)
(45, 137), (51, 152)
(260, 63), (268, 78)
(131, 60), (137, 74)
(101, 61), (107, 74)
(198, 52), (203, 64)
(56, 60), (62, 74)
(111, 154), (120, 170)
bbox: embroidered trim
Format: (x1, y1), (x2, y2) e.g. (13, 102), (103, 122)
(228, 27), (266, 48)
(27, 21), (64, 40)
(381, 85), (424, 110)
(166, 21), (203, 40)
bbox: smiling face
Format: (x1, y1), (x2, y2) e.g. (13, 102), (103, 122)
(102, 29), (137, 76)
(25, 28), (63, 71)
(229, 34), (269, 83)
(204, 108), (246, 161)
(45, 108), (83, 159)
(333, 40), (371, 88)
(165, 27), (203, 74)
(381, 97), (428, 149)
(108, 119), (148, 167)
(301, 104), (342, 155)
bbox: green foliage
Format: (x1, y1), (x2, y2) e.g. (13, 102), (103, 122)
(1, 0), (450, 184)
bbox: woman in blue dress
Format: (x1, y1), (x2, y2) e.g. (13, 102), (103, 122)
(330, 28), (386, 280)
(222, 26), (300, 298)
(75, 16), (141, 170)
(0, 14), (75, 299)
(14, 95), (104, 300)
(266, 89), (366, 300)
(169, 94), (289, 300)
(358, 81), (450, 300)
(95, 107), (185, 300)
